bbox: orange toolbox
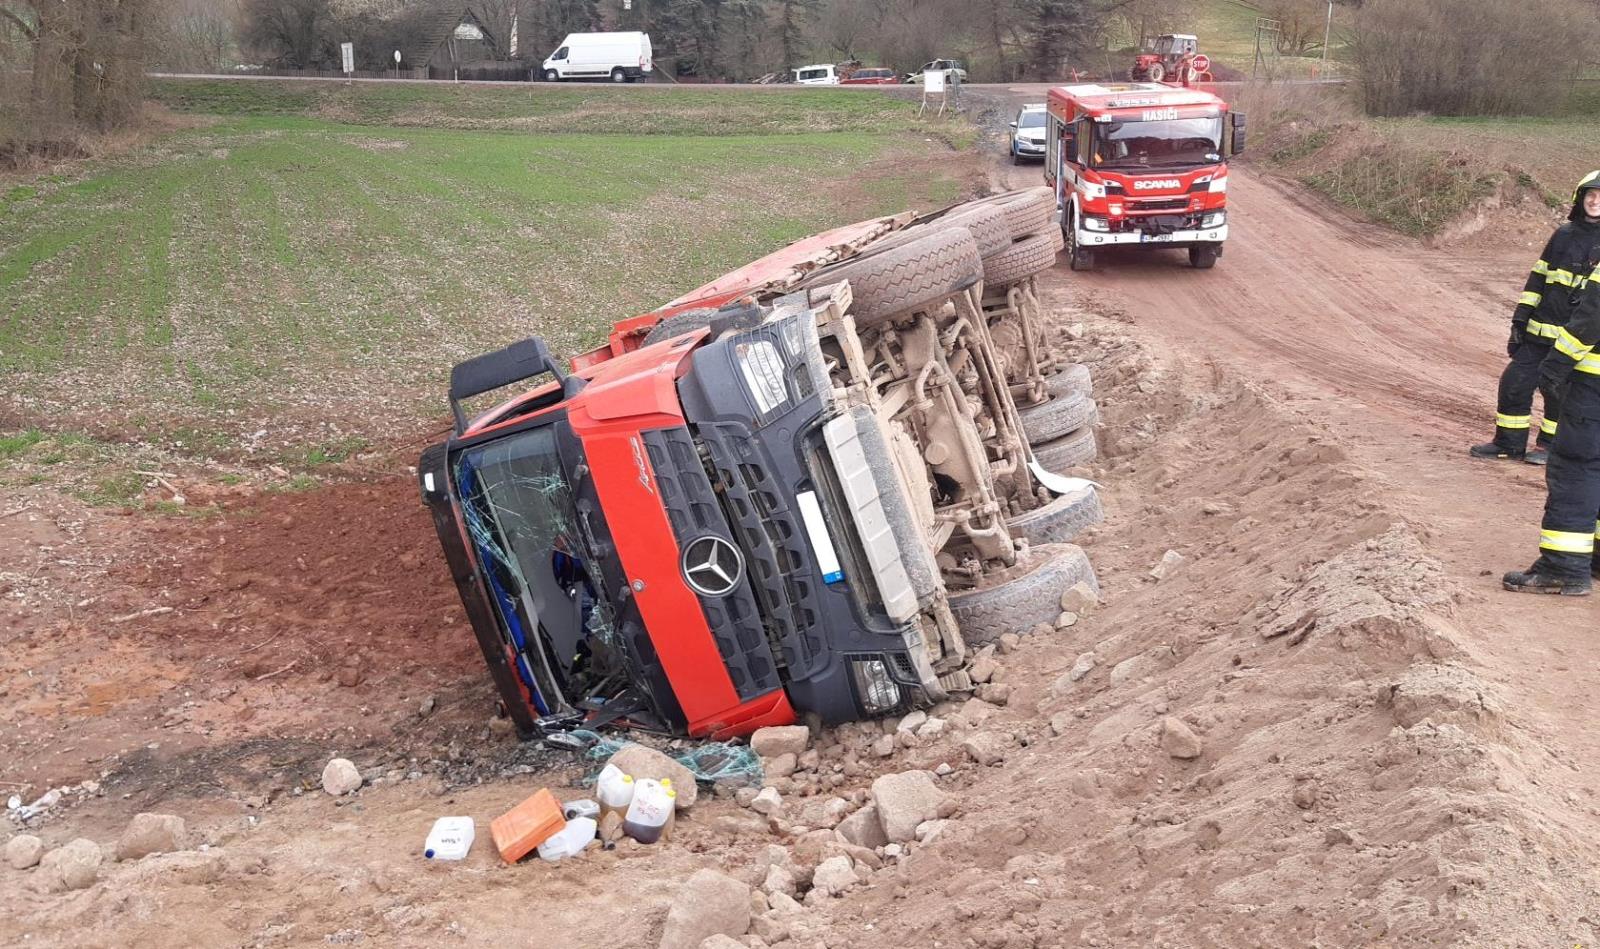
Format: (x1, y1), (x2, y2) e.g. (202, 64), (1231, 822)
(490, 788), (565, 863)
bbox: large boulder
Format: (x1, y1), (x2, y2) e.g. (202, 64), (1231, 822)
(870, 771), (951, 844)
(608, 743), (698, 810)
(658, 869), (751, 949)
(750, 726), (810, 759)
(116, 813), (188, 861)
(321, 758), (362, 796)
(36, 838), (103, 892)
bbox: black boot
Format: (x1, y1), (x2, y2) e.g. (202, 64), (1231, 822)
(1525, 447), (1549, 465)
(1470, 441), (1525, 460)
(1503, 565), (1592, 596)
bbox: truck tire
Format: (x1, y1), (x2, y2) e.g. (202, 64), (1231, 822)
(940, 205), (1012, 257)
(956, 189), (1054, 240)
(1019, 391), (1095, 444)
(641, 309), (716, 346)
(804, 227), (981, 329)
(948, 543), (1098, 644)
(1043, 225), (1065, 253)
(1046, 363), (1092, 399)
(611, 68), (628, 83)
(1033, 426), (1097, 471)
(544, 69), (559, 82)
(983, 232), (1057, 287)
(1006, 487), (1104, 546)
(1189, 244), (1219, 269)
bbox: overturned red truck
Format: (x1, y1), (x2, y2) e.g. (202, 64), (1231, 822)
(419, 190), (1104, 739)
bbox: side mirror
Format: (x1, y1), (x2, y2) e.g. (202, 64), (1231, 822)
(1009, 122), (1018, 129)
(1230, 112), (1247, 155)
(448, 335), (576, 434)
(1063, 134), (1077, 157)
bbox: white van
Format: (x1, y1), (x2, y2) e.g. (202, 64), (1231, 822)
(793, 64), (839, 85)
(542, 32), (653, 83)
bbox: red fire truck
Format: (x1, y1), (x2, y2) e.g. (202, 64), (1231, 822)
(1043, 81), (1245, 270)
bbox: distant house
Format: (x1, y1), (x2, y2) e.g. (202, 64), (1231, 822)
(401, 5), (520, 81)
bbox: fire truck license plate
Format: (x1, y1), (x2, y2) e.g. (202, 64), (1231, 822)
(1141, 233), (1173, 243)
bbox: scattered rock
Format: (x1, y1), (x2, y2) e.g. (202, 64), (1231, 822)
(836, 804), (889, 849)
(1201, 500), (1232, 516)
(1324, 827), (1356, 847)
(969, 655), (998, 684)
(36, 838), (102, 892)
(321, 758), (362, 796)
(658, 869), (752, 949)
(765, 753), (798, 779)
(1109, 654), (1158, 688)
(698, 936), (746, 949)
(960, 697), (996, 724)
(1149, 549), (1186, 581)
(1160, 716), (1203, 760)
(934, 762), (953, 777)
(735, 787), (760, 808)
(751, 787), (783, 816)
(797, 749), (820, 772)
(417, 695), (437, 718)
(810, 856), (858, 897)
(116, 813), (187, 861)
(609, 744), (698, 810)
(997, 633), (1022, 654)
(915, 718), (947, 741)
(1056, 611), (1079, 630)
(1049, 711), (1074, 736)
(871, 734), (896, 758)
(1292, 782), (1319, 810)
(768, 892), (803, 914)
(961, 732), (1010, 767)
(599, 811), (625, 844)
(871, 771), (952, 843)
(884, 843), (904, 859)
(762, 864), (797, 897)
(750, 726), (810, 759)
(1031, 622), (1055, 637)
(5, 834), (43, 870)
(896, 710), (928, 733)
(1059, 582), (1100, 615)
(1069, 653), (1097, 682)
(975, 683), (1011, 706)
(915, 819), (950, 843)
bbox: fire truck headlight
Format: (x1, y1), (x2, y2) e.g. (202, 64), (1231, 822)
(1081, 182), (1106, 200)
(1083, 216), (1109, 232)
(850, 658), (902, 714)
(1201, 212), (1226, 228)
(1208, 177), (1228, 193)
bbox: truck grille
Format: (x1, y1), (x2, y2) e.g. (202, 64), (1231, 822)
(641, 428), (781, 701)
(1129, 198), (1189, 212)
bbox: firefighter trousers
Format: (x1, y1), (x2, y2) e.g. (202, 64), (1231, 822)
(1533, 373), (1600, 579)
(1494, 340), (1561, 450)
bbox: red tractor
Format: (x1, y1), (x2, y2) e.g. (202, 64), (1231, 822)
(1130, 33), (1214, 84)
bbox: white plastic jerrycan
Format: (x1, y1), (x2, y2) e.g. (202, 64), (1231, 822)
(622, 778), (676, 844)
(537, 817), (598, 862)
(423, 816), (475, 860)
(597, 762), (635, 817)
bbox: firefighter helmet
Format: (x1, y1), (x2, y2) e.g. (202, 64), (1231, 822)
(1571, 170), (1600, 222)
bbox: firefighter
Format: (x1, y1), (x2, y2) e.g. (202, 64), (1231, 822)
(1503, 173), (1600, 595)
(1471, 171), (1600, 465)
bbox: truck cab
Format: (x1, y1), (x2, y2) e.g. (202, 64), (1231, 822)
(1043, 81), (1245, 270)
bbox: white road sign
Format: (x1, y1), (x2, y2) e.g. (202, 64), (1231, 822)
(341, 42), (355, 74)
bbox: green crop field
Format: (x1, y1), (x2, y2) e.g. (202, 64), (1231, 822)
(0, 80), (966, 499)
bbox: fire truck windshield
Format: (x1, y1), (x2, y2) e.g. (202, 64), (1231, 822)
(1093, 116), (1223, 170)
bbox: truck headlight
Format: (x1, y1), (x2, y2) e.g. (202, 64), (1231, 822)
(1201, 212), (1226, 228)
(735, 340), (789, 415)
(1083, 215), (1109, 232)
(849, 658), (902, 714)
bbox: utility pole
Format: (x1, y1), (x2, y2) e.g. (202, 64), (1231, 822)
(1322, 2), (1333, 73)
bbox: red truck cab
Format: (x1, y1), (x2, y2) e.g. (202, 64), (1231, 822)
(1043, 81), (1245, 270)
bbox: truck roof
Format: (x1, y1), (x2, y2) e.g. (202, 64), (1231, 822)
(1048, 81), (1226, 117)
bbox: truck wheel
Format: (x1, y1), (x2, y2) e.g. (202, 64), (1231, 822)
(1147, 62), (1165, 82)
(803, 227), (981, 329)
(544, 69), (559, 82)
(1189, 245), (1219, 269)
(611, 68), (627, 83)
(940, 205), (1011, 257)
(1006, 487), (1104, 546)
(1019, 391), (1095, 444)
(956, 189), (1053, 241)
(948, 543), (1098, 644)
(1064, 222), (1095, 272)
(983, 232), (1057, 287)
(1033, 426), (1097, 471)
(641, 309), (717, 346)
(1045, 364), (1093, 399)
(1043, 225), (1065, 253)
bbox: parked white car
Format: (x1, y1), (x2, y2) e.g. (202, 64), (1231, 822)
(793, 64), (840, 85)
(904, 59), (968, 84)
(542, 32), (653, 83)
(1009, 103), (1047, 163)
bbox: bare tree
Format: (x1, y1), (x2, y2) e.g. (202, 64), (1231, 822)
(4, 0), (160, 146)
(154, 0), (242, 71)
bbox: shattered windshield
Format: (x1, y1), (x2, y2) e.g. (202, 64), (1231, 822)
(1093, 116), (1223, 170)
(454, 424), (616, 711)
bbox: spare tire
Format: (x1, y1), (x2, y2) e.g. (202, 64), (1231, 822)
(939, 205), (1012, 257)
(983, 190), (1055, 240)
(1043, 225), (1065, 253)
(804, 227), (982, 329)
(983, 232), (1057, 287)
(641, 308), (717, 346)
(1034, 426), (1097, 472)
(1046, 363), (1092, 399)
(1006, 487), (1104, 546)
(1019, 391), (1095, 444)
(948, 543), (1098, 644)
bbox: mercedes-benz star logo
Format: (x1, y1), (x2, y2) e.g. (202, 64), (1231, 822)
(682, 536), (743, 597)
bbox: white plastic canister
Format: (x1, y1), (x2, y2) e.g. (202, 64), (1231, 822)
(597, 762), (635, 816)
(536, 817), (598, 862)
(622, 778), (676, 844)
(423, 816), (475, 860)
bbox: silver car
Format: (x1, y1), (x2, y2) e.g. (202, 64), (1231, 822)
(1009, 104), (1047, 164)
